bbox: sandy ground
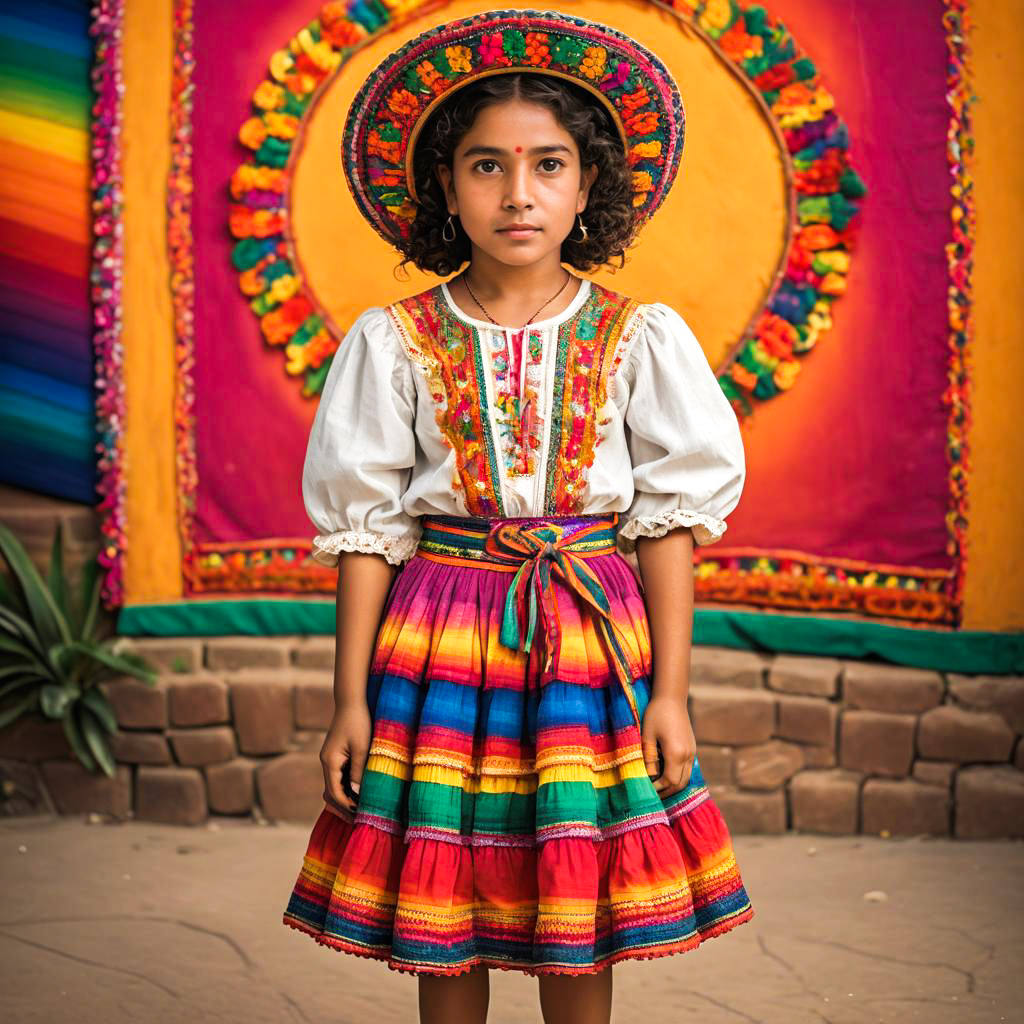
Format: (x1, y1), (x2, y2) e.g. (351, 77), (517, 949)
(1, 815), (1021, 1024)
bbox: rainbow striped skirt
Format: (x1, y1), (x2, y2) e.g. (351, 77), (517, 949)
(282, 512), (754, 976)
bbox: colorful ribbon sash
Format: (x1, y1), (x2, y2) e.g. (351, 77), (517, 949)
(417, 515), (644, 731)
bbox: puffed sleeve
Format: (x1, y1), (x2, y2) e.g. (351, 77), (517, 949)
(302, 307), (421, 568)
(617, 302), (746, 553)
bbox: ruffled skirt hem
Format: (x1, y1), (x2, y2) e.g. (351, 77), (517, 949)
(282, 783), (756, 977)
(282, 904), (755, 977)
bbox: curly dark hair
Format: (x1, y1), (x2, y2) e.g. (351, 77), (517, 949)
(396, 73), (639, 277)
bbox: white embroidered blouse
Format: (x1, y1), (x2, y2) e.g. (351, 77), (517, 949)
(302, 277), (746, 567)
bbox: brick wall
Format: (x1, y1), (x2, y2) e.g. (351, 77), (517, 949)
(2, 637), (1022, 836)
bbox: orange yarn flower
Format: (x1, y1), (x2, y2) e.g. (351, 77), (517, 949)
(524, 32), (551, 66)
(285, 71), (319, 96)
(757, 312), (799, 357)
(253, 81), (285, 110)
(229, 205), (256, 237)
(264, 112), (299, 139)
(628, 140), (661, 166)
(229, 166), (255, 198)
(261, 311), (294, 347)
(773, 360), (801, 390)
(819, 272), (846, 296)
(729, 362), (758, 392)
(719, 23), (763, 60)
(387, 87), (420, 118)
(304, 331), (338, 371)
(580, 45), (607, 80)
(238, 117), (267, 149)
(368, 129), (402, 163)
(415, 59), (443, 92)
(797, 224), (841, 251)
(624, 110), (659, 135)
(621, 86), (649, 112)
(445, 45), (472, 72)
(320, 3), (366, 46)
(249, 209), (285, 239)
(262, 296), (314, 347)
(321, 19), (364, 47)
(239, 266), (267, 296)
(632, 170), (653, 195)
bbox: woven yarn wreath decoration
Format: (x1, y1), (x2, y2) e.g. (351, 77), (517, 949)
(228, 0), (866, 418)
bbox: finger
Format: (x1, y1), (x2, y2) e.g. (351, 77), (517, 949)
(658, 757), (693, 798)
(323, 755), (355, 813)
(323, 796), (354, 821)
(324, 776), (355, 813)
(653, 756), (681, 796)
(641, 739), (660, 779)
(323, 785), (354, 818)
(652, 772), (670, 794)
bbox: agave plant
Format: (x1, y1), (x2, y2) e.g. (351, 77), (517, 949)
(0, 520), (157, 777)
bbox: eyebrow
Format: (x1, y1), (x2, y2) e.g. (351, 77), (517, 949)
(460, 144), (573, 158)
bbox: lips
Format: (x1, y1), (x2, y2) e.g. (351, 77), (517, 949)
(498, 225), (540, 238)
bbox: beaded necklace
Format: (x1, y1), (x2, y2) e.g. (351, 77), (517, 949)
(460, 270), (573, 330)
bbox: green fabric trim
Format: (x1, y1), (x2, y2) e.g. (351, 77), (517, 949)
(116, 601), (1024, 674)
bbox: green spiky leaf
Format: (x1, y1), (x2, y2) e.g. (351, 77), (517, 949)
(0, 522), (71, 651)
(77, 557), (101, 642)
(56, 642), (157, 686)
(81, 687), (118, 735)
(79, 703), (116, 778)
(40, 683), (77, 719)
(47, 522), (72, 623)
(61, 708), (97, 773)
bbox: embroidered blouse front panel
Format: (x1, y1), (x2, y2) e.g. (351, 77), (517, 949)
(387, 279), (643, 519)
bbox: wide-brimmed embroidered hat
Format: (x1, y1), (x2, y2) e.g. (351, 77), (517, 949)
(342, 8), (685, 245)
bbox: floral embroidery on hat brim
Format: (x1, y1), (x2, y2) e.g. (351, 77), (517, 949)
(342, 8), (685, 245)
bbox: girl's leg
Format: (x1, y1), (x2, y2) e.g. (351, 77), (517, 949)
(538, 967), (613, 1024)
(418, 965), (490, 1024)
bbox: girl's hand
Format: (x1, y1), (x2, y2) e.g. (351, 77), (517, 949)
(320, 700), (371, 822)
(641, 695), (697, 799)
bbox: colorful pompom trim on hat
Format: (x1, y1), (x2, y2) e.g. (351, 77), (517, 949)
(341, 8), (685, 245)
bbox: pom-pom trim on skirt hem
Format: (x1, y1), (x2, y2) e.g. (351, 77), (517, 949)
(282, 904), (755, 977)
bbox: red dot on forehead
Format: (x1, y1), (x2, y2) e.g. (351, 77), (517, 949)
(515, 146), (522, 152)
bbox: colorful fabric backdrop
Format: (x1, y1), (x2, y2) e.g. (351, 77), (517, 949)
(0, 0), (97, 503)
(98, 0), (1023, 668)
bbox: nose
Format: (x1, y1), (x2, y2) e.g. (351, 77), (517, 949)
(503, 160), (534, 210)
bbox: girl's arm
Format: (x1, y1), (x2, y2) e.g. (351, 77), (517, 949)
(332, 551), (398, 707)
(320, 551), (398, 818)
(634, 526), (698, 799)
(635, 527), (694, 701)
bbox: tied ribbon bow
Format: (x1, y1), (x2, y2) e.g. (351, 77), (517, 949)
(485, 522), (643, 730)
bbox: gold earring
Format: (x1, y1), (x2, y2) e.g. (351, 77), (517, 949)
(573, 213), (589, 243)
(442, 214), (457, 242)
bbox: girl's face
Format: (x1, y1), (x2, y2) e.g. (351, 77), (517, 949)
(435, 98), (598, 268)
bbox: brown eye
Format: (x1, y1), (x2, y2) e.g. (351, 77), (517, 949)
(540, 158), (564, 172)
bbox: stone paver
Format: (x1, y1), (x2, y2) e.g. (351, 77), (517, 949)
(0, 816), (1019, 1023)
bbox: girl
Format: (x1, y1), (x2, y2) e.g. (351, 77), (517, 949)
(283, 10), (754, 1023)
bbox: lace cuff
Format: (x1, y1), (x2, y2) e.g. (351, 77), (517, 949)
(617, 508), (728, 552)
(310, 528), (422, 568)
